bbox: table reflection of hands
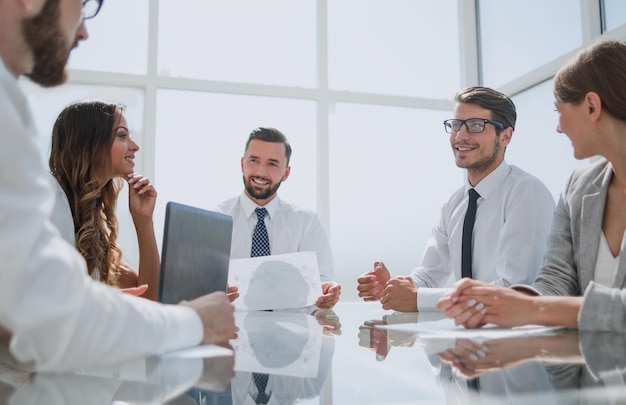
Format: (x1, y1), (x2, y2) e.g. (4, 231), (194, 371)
(438, 331), (582, 378)
(193, 344), (236, 392)
(359, 319), (390, 361)
(314, 309), (342, 337)
(359, 313), (420, 361)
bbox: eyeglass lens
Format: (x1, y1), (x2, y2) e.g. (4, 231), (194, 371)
(445, 119), (487, 134)
(82, 0), (102, 19)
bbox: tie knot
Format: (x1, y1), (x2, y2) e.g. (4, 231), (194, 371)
(255, 207), (267, 221)
(468, 188), (480, 202)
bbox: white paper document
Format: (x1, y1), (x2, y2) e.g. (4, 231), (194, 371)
(228, 251), (322, 310)
(375, 317), (563, 339)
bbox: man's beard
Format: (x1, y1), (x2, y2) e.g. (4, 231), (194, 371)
(244, 175), (282, 201)
(22, 0), (72, 87)
(456, 136), (501, 171)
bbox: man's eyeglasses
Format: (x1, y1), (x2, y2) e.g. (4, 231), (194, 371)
(443, 118), (504, 134)
(82, 0), (104, 20)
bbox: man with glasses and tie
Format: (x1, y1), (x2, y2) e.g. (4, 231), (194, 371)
(219, 127), (341, 310)
(0, 0), (235, 372)
(357, 86), (555, 313)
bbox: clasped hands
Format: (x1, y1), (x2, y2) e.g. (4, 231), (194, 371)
(358, 262), (534, 327)
(436, 278), (537, 329)
(356, 261), (418, 312)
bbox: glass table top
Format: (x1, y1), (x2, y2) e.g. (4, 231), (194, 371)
(3, 302), (626, 404)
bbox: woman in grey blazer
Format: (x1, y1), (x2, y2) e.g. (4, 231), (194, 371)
(437, 38), (626, 332)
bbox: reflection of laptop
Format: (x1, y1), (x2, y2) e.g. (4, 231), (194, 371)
(158, 201), (232, 304)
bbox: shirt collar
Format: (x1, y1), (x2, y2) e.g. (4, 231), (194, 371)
(239, 193), (279, 220)
(465, 160), (511, 201)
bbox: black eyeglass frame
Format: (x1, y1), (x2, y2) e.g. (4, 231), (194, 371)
(442, 118), (505, 134)
(82, 0), (104, 20)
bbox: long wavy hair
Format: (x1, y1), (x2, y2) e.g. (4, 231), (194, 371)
(49, 100), (125, 284)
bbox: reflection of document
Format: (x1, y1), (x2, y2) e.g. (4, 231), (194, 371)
(376, 317), (563, 340)
(231, 310), (323, 378)
(229, 251), (322, 310)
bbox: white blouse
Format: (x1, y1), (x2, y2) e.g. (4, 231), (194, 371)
(593, 232), (620, 287)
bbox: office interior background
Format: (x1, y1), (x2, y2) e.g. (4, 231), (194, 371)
(23, 0), (626, 301)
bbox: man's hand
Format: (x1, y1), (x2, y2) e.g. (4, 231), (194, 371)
(356, 261), (391, 301)
(358, 320), (390, 361)
(314, 309), (342, 336)
(182, 292), (236, 344)
(196, 343), (236, 392)
(380, 276), (418, 312)
(316, 281), (341, 309)
(226, 285), (239, 302)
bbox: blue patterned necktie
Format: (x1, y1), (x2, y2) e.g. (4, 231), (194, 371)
(251, 209), (271, 403)
(253, 372), (271, 404)
(461, 189), (480, 279)
(251, 207), (270, 257)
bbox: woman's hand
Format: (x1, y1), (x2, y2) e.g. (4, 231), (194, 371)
(127, 173), (157, 220)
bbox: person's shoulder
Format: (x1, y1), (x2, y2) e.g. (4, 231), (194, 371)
(569, 158), (608, 181)
(562, 158), (610, 194)
(440, 186), (466, 209)
(506, 165), (552, 192)
(276, 198), (318, 218)
(216, 195), (239, 214)
(507, 164), (545, 183)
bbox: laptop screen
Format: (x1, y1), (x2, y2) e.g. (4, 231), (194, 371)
(158, 201), (232, 304)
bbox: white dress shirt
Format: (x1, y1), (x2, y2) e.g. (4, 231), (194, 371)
(49, 175), (75, 246)
(218, 193), (334, 282)
(0, 59), (202, 371)
(48, 176), (102, 282)
(413, 161), (555, 310)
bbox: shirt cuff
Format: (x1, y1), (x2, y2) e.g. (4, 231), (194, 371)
(163, 304), (204, 351)
(417, 288), (452, 312)
(510, 284), (540, 296)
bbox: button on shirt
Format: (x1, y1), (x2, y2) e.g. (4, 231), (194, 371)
(413, 161), (555, 310)
(218, 194), (334, 282)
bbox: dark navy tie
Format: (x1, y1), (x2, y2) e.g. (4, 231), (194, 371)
(251, 208), (271, 403)
(461, 189), (480, 279)
(251, 207), (270, 257)
(253, 372), (271, 404)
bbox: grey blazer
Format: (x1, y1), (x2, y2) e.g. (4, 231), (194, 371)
(533, 158), (626, 330)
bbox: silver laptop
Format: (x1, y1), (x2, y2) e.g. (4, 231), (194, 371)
(158, 201), (232, 304)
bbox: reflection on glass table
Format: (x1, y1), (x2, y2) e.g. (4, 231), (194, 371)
(6, 303), (626, 404)
(184, 308), (338, 405)
(0, 342), (234, 405)
(355, 306), (626, 404)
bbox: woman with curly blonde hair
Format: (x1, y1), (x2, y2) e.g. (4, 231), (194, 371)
(49, 100), (159, 300)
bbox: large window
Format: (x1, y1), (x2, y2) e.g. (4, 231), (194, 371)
(478, 0), (582, 88)
(329, 103), (458, 284)
(22, 0), (626, 301)
(328, 0), (460, 98)
(68, 0), (150, 74)
(158, 1), (317, 86)
(604, 0), (626, 31)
